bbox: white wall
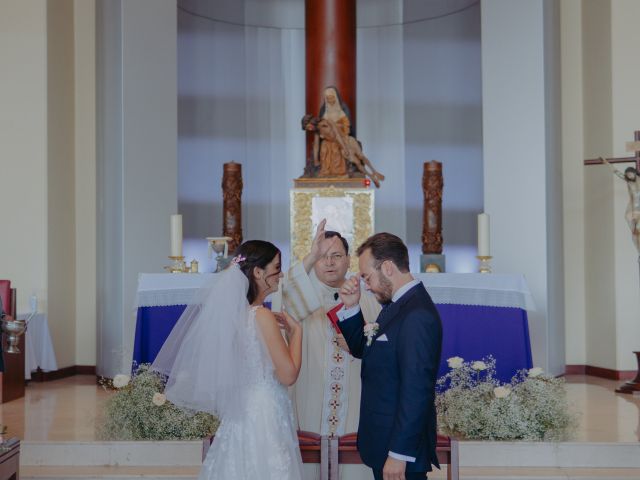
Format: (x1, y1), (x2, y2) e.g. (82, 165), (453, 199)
(560, 0), (587, 366)
(402, 0), (482, 272)
(0, 0), (48, 314)
(481, 0), (564, 374)
(74, 0), (97, 367)
(563, 0), (640, 372)
(47, 0), (77, 369)
(97, 0), (177, 377)
(610, 0), (640, 369)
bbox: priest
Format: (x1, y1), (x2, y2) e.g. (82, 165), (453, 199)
(278, 219), (380, 480)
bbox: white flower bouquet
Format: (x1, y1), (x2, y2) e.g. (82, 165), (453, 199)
(97, 363), (219, 440)
(436, 356), (577, 441)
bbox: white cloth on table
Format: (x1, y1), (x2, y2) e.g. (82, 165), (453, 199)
(17, 312), (58, 380)
(417, 273), (536, 311)
(135, 272), (535, 311)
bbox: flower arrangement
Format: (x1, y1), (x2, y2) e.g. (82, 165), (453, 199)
(97, 363), (219, 441)
(436, 356), (577, 441)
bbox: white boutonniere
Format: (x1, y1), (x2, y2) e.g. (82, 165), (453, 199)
(363, 322), (380, 346)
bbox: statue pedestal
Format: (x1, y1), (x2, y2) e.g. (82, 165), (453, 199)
(420, 254), (446, 273)
(290, 186), (374, 272)
(294, 176), (368, 189)
(615, 351), (640, 394)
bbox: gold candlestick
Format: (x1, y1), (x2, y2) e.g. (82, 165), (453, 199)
(165, 255), (188, 273)
(476, 255), (493, 274)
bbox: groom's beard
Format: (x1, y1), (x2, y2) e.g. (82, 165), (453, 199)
(373, 271), (393, 305)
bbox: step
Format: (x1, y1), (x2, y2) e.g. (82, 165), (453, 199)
(21, 465), (198, 480)
(21, 441), (203, 467)
(460, 442), (640, 469)
(20, 465), (640, 480)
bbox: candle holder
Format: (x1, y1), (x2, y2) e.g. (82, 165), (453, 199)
(476, 255), (493, 274)
(165, 255), (188, 273)
(206, 237), (233, 272)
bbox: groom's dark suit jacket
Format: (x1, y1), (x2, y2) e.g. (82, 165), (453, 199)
(340, 282), (442, 473)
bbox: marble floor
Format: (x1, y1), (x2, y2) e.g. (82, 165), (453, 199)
(1, 375), (639, 479)
(0, 374), (637, 442)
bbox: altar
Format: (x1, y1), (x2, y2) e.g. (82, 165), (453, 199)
(133, 272), (534, 382)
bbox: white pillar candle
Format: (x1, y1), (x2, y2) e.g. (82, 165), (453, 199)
(170, 214), (183, 257)
(477, 213), (490, 257)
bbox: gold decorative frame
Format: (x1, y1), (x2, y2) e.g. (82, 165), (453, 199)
(290, 187), (375, 272)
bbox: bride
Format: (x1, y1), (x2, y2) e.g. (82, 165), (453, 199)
(152, 240), (304, 479)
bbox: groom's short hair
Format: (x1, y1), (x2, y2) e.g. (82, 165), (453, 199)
(324, 231), (349, 255)
(357, 233), (410, 273)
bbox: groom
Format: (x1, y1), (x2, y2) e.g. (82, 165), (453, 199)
(338, 233), (442, 480)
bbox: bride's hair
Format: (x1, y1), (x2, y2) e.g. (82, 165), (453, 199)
(233, 240), (281, 303)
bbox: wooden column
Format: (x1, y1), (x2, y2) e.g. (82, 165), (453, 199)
(422, 161), (443, 255)
(305, 0), (356, 154)
(222, 162), (243, 253)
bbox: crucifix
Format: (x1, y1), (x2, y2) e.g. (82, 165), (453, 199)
(584, 130), (640, 394)
(584, 130), (640, 170)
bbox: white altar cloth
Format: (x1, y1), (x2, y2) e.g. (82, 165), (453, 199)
(17, 312), (59, 380)
(135, 272), (535, 311)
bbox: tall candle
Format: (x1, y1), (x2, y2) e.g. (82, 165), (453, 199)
(477, 213), (490, 257)
(170, 214), (183, 257)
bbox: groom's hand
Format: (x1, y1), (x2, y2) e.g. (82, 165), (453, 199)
(339, 276), (361, 309)
(383, 456), (406, 480)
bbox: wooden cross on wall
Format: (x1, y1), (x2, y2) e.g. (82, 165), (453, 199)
(584, 130), (640, 171)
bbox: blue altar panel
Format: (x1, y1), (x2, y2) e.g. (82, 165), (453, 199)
(133, 303), (532, 383)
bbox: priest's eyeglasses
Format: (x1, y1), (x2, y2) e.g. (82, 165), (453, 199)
(321, 253), (345, 264)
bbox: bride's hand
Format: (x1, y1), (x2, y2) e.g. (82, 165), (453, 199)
(274, 311), (301, 336)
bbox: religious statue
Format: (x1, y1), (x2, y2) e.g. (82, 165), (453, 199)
(602, 157), (640, 253)
(300, 86), (385, 188)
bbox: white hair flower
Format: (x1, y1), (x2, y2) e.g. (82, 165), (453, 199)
(112, 374), (130, 389)
(471, 361), (487, 371)
(152, 392), (167, 407)
(447, 356), (464, 369)
(493, 386), (511, 399)
(528, 367), (544, 378)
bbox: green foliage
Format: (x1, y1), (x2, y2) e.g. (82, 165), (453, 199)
(96, 364), (219, 441)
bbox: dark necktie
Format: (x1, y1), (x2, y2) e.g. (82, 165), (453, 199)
(377, 301), (392, 323)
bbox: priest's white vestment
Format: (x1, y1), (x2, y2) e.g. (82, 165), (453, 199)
(280, 262), (380, 480)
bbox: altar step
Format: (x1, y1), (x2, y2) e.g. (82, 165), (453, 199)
(21, 441), (202, 480)
(20, 465), (640, 480)
(18, 440), (640, 480)
(21, 465), (198, 480)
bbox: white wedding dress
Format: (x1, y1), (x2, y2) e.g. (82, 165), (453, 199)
(199, 306), (304, 479)
(152, 266), (303, 480)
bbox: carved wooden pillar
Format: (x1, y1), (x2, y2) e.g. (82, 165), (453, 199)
(421, 161), (443, 254)
(222, 162), (243, 253)
(305, 0), (356, 164)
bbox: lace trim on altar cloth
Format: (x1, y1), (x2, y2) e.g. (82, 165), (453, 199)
(135, 289), (200, 308)
(426, 287), (535, 311)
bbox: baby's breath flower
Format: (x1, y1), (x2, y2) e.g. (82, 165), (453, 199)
(447, 356), (464, 369)
(528, 367), (544, 377)
(96, 364), (219, 441)
(471, 361), (487, 371)
(436, 356), (577, 441)
(152, 392), (166, 406)
(113, 374), (130, 389)
(493, 386), (511, 398)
